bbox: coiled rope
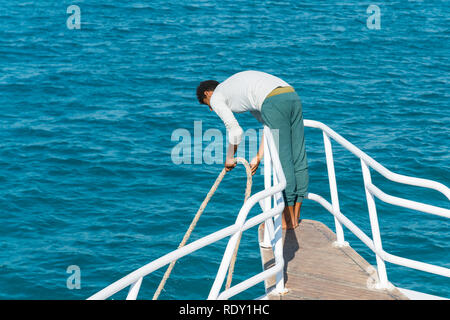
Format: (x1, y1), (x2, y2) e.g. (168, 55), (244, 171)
(152, 157), (252, 300)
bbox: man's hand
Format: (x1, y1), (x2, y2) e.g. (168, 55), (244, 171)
(250, 155), (261, 176)
(225, 158), (237, 172)
(225, 143), (239, 172)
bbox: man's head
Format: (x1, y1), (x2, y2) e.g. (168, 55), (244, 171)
(196, 80), (219, 110)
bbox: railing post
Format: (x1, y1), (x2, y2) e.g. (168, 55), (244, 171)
(272, 162), (287, 295)
(323, 132), (347, 247)
(262, 133), (273, 248)
(361, 159), (389, 289)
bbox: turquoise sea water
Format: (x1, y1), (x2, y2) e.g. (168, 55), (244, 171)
(0, 1), (449, 299)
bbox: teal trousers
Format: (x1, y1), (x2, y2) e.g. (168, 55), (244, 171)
(261, 91), (309, 206)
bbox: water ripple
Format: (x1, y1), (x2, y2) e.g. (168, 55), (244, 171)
(0, 0), (448, 300)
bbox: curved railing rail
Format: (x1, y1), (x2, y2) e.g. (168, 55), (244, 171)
(88, 120), (449, 300)
(302, 120), (450, 291)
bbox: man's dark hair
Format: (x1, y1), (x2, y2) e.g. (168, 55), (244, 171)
(196, 80), (220, 104)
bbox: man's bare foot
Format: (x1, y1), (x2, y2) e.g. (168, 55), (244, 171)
(282, 205), (297, 230)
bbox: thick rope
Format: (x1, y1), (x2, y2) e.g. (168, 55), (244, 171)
(152, 157), (252, 300)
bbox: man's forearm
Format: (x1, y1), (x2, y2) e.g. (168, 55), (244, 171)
(226, 143), (239, 160)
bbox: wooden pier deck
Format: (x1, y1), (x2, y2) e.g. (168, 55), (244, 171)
(258, 219), (408, 300)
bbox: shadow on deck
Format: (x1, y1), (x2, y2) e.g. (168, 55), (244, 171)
(258, 219), (408, 300)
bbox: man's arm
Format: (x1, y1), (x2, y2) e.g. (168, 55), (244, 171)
(250, 132), (264, 175)
(225, 143), (239, 172)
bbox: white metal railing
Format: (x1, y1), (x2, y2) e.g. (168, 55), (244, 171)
(88, 120), (450, 300)
(88, 126), (287, 300)
(302, 119), (450, 291)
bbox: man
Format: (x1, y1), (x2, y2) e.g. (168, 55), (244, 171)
(196, 70), (308, 229)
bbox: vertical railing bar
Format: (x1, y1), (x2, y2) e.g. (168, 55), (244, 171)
(207, 231), (243, 299)
(126, 277), (142, 300)
(361, 159), (389, 288)
(322, 131), (347, 246)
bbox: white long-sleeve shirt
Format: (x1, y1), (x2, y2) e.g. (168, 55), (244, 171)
(210, 70), (290, 145)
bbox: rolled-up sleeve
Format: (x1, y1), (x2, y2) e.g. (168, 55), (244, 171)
(210, 93), (243, 145)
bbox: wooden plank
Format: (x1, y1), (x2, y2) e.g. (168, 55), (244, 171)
(258, 219), (408, 300)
